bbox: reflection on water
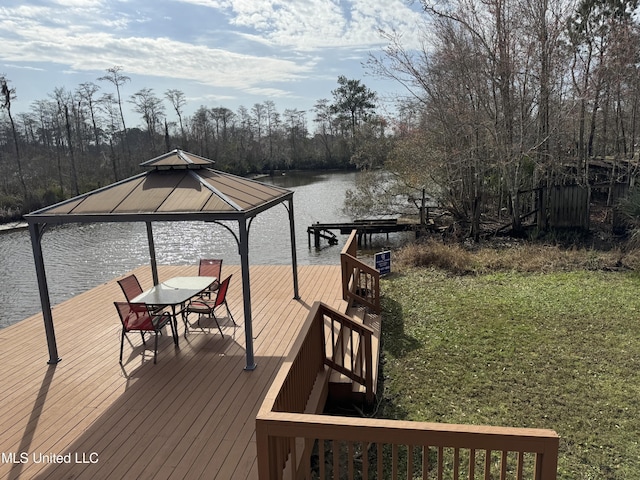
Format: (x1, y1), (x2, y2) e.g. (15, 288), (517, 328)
(0, 170), (411, 328)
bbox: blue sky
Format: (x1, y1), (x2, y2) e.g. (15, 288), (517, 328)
(0, 0), (425, 128)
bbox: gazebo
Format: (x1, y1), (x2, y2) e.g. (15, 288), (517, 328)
(24, 149), (299, 371)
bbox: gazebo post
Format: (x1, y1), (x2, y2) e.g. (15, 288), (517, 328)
(28, 223), (61, 365)
(146, 221), (159, 285)
(288, 197), (300, 300)
(239, 218), (256, 371)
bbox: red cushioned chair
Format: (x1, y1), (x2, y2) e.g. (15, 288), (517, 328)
(114, 302), (176, 364)
(184, 275), (236, 337)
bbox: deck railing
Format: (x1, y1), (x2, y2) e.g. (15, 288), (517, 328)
(323, 302), (374, 405)
(257, 413), (559, 480)
(340, 230), (380, 314)
(258, 301), (375, 478)
(256, 302), (559, 480)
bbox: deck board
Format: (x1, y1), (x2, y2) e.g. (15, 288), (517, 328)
(0, 264), (344, 480)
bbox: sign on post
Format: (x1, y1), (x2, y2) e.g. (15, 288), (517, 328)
(375, 250), (391, 275)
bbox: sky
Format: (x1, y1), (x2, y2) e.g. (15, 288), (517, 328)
(0, 0), (426, 129)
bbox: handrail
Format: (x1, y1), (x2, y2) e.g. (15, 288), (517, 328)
(257, 412), (559, 480)
(340, 230), (381, 314)
(258, 301), (377, 479)
(341, 229), (359, 258)
(256, 300), (559, 480)
(321, 302), (374, 405)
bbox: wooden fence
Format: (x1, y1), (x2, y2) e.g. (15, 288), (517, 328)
(535, 182), (631, 231)
(537, 185), (590, 230)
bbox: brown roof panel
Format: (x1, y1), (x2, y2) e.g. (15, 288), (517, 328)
(67, 177), (145, 214)
(44, 196), (87, 215)
(197, 170), (288, 210)
(116, 172), (183, 213)
(157, 172), (214, 212)
(202, 195), (240, 212)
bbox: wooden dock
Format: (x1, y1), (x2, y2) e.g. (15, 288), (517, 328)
(307, 219), (418, 247)
(0, 264), (345, 480)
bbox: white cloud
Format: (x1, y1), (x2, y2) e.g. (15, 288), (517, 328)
(0, 0), (420, 113)
(176, 0), (423, 50)
(0, 5), (314, 91)
(1, 64), (45, 72)
(51, 0), (103, 6)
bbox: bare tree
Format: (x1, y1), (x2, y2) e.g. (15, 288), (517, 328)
(263, 100), (280, 167)
(76, 82), (103, 153)
(98, 66), (131, 160)
(251, 102), (265, 164)
(98, 92), (123, 180)
(129, 88), (166, 153)
(52, 87), (80, 196)
(165, 88), (187, 148)
(0, 75), (27, 196)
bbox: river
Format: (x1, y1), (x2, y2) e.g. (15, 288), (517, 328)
(0, 170), (409, 328)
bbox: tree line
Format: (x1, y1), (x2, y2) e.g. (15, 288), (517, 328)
(348, 0), (640, 239)
(3, 0), (640, 238)
(0, 70), (380, 220)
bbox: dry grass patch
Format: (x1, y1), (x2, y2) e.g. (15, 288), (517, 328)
(394, 238), (640, 274)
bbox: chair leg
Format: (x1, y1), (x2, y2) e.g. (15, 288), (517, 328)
(153, 332), (159, 364)
(224, 300), (237, 326)
(140, 331), (146, 345)
(120, 330), (126, 364)
(212, 310), (224, 337)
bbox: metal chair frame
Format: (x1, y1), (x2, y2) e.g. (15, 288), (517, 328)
(114, 302), (176, 364)
(184, 275), (236, 337)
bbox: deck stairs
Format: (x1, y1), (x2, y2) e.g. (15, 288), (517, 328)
(327, 299), (382, 405)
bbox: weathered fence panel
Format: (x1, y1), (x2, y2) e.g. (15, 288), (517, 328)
(546, 185), (590, 230)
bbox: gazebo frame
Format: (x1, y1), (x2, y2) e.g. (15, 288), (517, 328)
(25, 150), (300, 371)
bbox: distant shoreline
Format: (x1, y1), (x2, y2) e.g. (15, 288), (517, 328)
(0, 221), (27, 234)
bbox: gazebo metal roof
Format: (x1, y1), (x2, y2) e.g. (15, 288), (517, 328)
(25, 149), (300, 370)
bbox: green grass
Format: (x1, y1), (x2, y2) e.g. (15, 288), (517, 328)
(379, 268), (640, 480)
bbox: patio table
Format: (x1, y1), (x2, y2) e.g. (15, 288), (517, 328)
(131, 276), (216, 344)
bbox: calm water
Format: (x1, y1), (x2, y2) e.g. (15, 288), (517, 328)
(0, 170), (409, 328)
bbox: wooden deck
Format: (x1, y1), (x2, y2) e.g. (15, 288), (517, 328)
(0, 264), (345, 480)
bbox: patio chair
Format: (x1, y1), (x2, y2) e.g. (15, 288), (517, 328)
(184, 275), (236, 337)
(114, 302), (176, 364)
(118, 274), (163, 313)
(197, 258), (222, 298)
(117, 274), (144, 302)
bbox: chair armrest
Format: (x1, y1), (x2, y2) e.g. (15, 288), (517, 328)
(151, 311), (173, 329)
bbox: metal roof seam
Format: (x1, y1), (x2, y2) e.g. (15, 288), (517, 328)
(154, 170), (186, 213)
(188, 170), (243, 212)
(176, 150), (193, 164)
(112, 176), (149, 214)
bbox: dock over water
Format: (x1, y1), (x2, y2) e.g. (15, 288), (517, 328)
(307, 219), (418, 247)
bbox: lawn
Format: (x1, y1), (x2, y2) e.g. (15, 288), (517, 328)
(379, 267), (640, 479)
